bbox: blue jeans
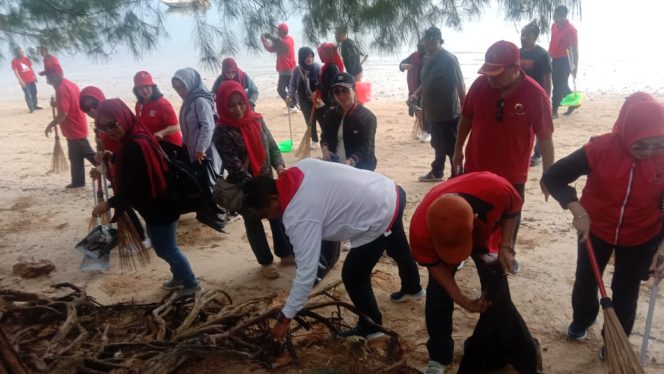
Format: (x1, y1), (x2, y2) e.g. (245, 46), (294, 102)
(146, 221), (198, 288)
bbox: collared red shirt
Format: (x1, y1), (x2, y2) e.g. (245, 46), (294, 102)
(548, 21), (578, 59)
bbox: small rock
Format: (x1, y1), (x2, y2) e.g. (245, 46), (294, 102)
(12, 259), (55, 278)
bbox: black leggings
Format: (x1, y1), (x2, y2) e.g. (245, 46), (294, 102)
(244, 217), (292, 265)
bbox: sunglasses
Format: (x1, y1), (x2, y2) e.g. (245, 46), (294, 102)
(332, 86), (351, 95)
(496, 99), (505, 122)
(97, 120), (120, 133)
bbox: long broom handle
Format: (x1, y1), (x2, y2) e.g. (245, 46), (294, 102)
(91, 177), (101, 227)
(50, 98), (61, 140)
(584, 239), (609, 299)
(640, 254), (664, 365)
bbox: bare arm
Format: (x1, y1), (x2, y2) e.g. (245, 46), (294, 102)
(452, 115), (473, 174)
(497, 216), (518, 273)
(541, 73), (552, 97)
(457, 81), (467, 105)
(571, 45), (579, 78)
(538, 136), (555, 201)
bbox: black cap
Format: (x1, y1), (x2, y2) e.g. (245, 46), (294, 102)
(330, 72), (355, 90)
(424, 26), (443, 41)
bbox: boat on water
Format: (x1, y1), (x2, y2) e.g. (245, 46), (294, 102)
(161, 0), (210, 9)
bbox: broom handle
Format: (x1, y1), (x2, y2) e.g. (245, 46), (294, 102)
(287, 103), (293, 144)
(91, 177), (101, 226)
(640, 254), (664, 364)
(50, 98), (61, 140)
(584, 239), (608, 299)
(567, 49), (577, 91)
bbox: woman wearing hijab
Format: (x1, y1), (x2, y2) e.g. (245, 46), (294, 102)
(213, 80), (293, 279)
(133, 71), (182, 146)
(320, 72), (377, 171)
(91, 99), (200, 298)
(287, 47), (322, 147)
(211, 58), (259, 109)
(543, 93), (664, 348)
(317, 42), (345, 107)
(172, 67), (225, 232)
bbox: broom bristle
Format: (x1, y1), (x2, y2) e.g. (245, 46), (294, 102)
(117, 213), (150, 271)
(51, 137), (68, 174)
(602, 301), (644, 374)
(294, 127), (312, 159)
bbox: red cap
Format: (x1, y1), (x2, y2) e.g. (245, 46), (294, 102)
(478, 40), (520, 77)
(427, 195), (474, 264)
(277, 23), (288, 33)
(39, 64), (63, 77)
(133, 71), (155, 87)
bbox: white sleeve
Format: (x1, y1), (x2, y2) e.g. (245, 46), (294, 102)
(281, 220), (323, 319)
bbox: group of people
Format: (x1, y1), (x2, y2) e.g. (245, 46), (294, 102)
(12, 7), (664, 373)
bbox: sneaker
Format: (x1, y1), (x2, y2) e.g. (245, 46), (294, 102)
(338, 324), (385, 341)
(564, 105), (579, 115)
(162, 278), (185, 290)
(34, 106), (43, 110)
(423, 360), (447, 374)
(289, 107), (299, 114)
(195, 212), (226, 232)
(598, 345), (606, 361)
(390, 288), (426, 303)
(418, 172), (443, 182)
(420, 133), (432, 143)
(173, 285), (202, 299)
(529, 155), (542, 167)
(310, 142), (320, 150)
(280, 254), (296, 266)
(566, 322), (588, 340)
(261, 263), (280, 279)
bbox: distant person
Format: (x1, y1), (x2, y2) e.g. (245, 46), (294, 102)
(43, 64), (96, 188)
(287, 47), (322, 147)
(543, 93), (664, 349)
(520, 21), (552, 167)
(92, 99), (201, 299)
(243, 159), (423, 341)
(399, 41), (425, 114)
(261, 23), (296, 112)
(211, 58), (259, 109)
(335, 25), (363, 81)
(11, 47), (41, 113)
(320, 72), (377, 171)
(37, 46), (60, 76)
(213, 80), (292, 279)
(549, 5), (579, 118)
(453, 40), (554, 254)
(316, 43), (345, 108)
(410, 26), (465, 182)
(133, 71), (182, 147)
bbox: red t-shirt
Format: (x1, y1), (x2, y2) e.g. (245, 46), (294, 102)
(56, 79), (88, 140)
(461, 73), (554, 184)
(43, 54), (60, 70)
(548, 21), (578, 59)
(409, 172), (523, 266)
(11, 56), (36, 84)
(136, 97), (182, 146)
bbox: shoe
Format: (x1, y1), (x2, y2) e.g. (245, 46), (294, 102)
(598, 345), (606, 361)
(564, 105), (579, 115)
(280, 255), (296, 266)
(162, 278), (185, 290)
(65, 183), (85, 189)
(173, 285), (202, 299)
(261, 264), (280, 279)
(141, 238), (152, 249)
(29, 108), (34, 113)
(310, 142), (320, 150)
(390, 288), (426, 303)
(418, 172), (443, 182)
(419, 133), (432, 143)
(566, 322), (588, 340)
(34, 106), (43, 110)
(423, 360), (447, 374)
(338, 324), (385, 341)
(289, 107), (299, 113)
(529, 155), (542, 167)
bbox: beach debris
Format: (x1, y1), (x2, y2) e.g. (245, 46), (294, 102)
(12, 259), (55, 278)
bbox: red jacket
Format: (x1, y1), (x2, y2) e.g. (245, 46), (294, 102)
(581, 93), (664, 246)
(263, 35), (296, 73)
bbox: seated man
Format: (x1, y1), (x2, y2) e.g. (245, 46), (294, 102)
(243, 158), (423, 340)
(410, 171), (540, 374)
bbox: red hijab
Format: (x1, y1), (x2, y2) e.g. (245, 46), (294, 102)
(221, 58), (247, 85)
(80, 86), (120, 156)
(318, 42), (345, 76)
(215, 80), (266, 176)
(96, 99), (168, 199)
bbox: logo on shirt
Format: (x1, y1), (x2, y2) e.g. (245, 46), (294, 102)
(514, 103), (525, 115)
(149, 110), (157, 117)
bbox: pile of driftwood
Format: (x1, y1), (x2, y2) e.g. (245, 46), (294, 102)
(0, 282), (420, 373)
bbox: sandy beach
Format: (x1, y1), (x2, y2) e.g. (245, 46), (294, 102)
(1, 89), (663, 373)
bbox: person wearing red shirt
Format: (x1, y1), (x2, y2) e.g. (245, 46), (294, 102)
(37, 46), (61, 76)
(261, 22), (297, 111)
(133, 71), (182, 147)
(543, 93), (664, 346)
(410, 172), (539, 373)
(548, 5), (579, 118)
(43, 65), (95, 188)
(11, 47), (41, 113)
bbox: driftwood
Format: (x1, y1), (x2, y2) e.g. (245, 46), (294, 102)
(0, 282), (418, 373)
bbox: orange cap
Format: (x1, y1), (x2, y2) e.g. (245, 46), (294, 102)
(427, 195), (473, 264)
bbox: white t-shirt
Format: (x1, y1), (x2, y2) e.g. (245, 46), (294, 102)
(281, 158), (397, 318)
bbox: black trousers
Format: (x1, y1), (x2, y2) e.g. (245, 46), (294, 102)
(244, 217), (292, 265)
(298, 94), (319, 142)
(277, 73), (293, 107)
(341, 186), (422, 328)
(572, 233), (659, 336)
(21, 82), (38, 111)
(429, 117), (459, 178)
(551, 57), (571, 114)
(67, 139), (96, 186)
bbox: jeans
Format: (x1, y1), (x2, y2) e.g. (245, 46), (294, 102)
(244, 217), (293, 265)
(341, 186), (422, 328)
(429, 117), (459, 178)
(552, 57), (571, 114)
(277, 73), (293, 106)
(67, 139), (96, 186)
(571, 233), (659, 336)
(146, 221), (198, 288)
(21, 82), (38, 111)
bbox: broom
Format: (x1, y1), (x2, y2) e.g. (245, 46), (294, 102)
(49, 100), (68, 174)
(294, 103), (317, 159)
(116, 212), (150, 271)
(584, 239), (644, 374)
